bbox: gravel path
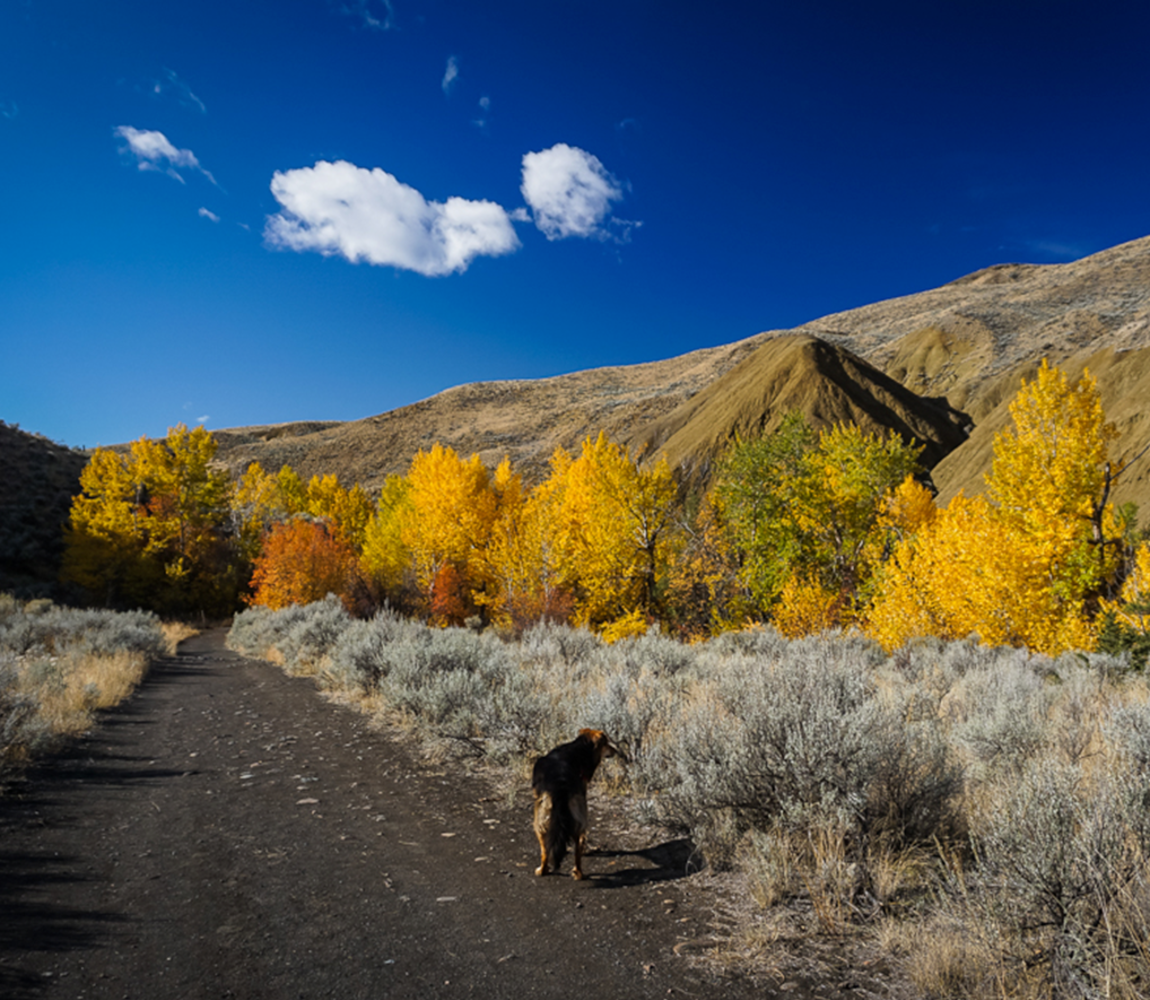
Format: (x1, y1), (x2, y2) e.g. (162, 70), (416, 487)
(0, 630), (773, 1000)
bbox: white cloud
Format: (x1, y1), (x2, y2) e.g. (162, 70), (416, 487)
(520, 143), (624, 240)
(442, 56), (459, 94)
(0, 100), (18, 120)
(114, 126), (217, 186)
(265, 160), (521, 276)
(198, 207), (220, 222)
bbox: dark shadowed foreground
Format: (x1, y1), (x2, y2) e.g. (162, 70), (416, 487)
(0, 631), (784, 1000)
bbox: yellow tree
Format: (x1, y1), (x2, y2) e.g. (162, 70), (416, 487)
(867, 363), (1129, 655)
(400, 444), (501, 623)
(359, 474), (415, 604)
(62, 448), (153, 606)
(63, 424), (236, 613)
(543, 433), (679, 634)
(133, 425), (232, 578)
(865, 492), (1077, 651)
(484, 458), (576, 632)
(988, 361), (1126, 606)
(232, 462), (309, 558)
(663, 491), (752, 638)
(305, 473), (373, 549)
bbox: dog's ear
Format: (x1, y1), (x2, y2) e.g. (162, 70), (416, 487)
(607, 738), (629, 764)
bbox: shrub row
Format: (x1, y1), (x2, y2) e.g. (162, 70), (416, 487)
(229, 599), (1150, 999)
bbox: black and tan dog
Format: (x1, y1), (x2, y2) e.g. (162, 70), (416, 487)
(531, 728), (624, 879)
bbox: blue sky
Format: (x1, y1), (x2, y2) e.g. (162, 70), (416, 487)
(3, 1), (1150, 449)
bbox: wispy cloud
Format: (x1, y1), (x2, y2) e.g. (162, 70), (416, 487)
(442, 56), (459, 95)
(265, 160), (520, 276)
(339, 0), (394, 30)
(152, 68), (206, 114)
(520, 143), (627, 240)
(198, 207), (220, 222)
(473, 95), (490, 130)
(114, 126), (217, 186)
(0, 100), (18, 121)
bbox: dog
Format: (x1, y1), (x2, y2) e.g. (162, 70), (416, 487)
(531, 728), (624, 879)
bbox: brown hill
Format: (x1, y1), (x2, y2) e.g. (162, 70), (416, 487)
(210, 333), (772, 490)
(140, 233), (1150, 521)
(930, 345), (1150, 509)
(800, 234), (1150, 421)
(791, 234), (1150, 512)
(628, 334), (970, 483)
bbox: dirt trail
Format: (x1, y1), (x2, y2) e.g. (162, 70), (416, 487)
(0, 630), (775, 1000)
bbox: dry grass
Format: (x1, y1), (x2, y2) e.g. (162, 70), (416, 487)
(25, 649), (150, 738)
(880, 916), (1002, 999)
(2, 606), (195, 775)
(161, 621), (199, 653)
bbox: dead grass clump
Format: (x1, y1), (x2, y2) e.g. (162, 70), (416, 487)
(882, 916), (1001, 999)
(27, 649), (148, 738)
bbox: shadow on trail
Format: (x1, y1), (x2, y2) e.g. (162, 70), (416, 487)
(585, 837), (703, 887)
(0, 647), (216, 996)
(0, 847), (129, 1000)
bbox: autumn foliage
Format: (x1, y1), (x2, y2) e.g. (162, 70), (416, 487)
(62, 424), (239, 615)
(866, 362), (1134, 655)
(63, 362), (1144, 657)
(247, 519), (359, 611)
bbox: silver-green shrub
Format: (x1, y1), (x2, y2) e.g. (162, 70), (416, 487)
(274, 595), (352, 673)
(0, 603), (165, 661)
(226, 599), (1150, 992)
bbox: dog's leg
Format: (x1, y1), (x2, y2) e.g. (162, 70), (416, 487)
(570, 792), (589, 880)
(533, 794), (551, 876)
(572, 829), (586, 880)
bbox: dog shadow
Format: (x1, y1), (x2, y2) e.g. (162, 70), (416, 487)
(582, 838), (702, 887)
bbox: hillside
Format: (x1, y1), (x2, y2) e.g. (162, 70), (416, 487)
(628, 334), (970, 484)
(210, 333), (772, 489)
(0, 422), (90, 596)
(7, 234), (1150, 586)
(208, 234), (1150, 514)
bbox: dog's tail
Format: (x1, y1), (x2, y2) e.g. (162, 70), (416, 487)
(543, 792), (579, 870)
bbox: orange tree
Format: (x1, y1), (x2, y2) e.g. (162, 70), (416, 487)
(247, 518), (359, 611)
